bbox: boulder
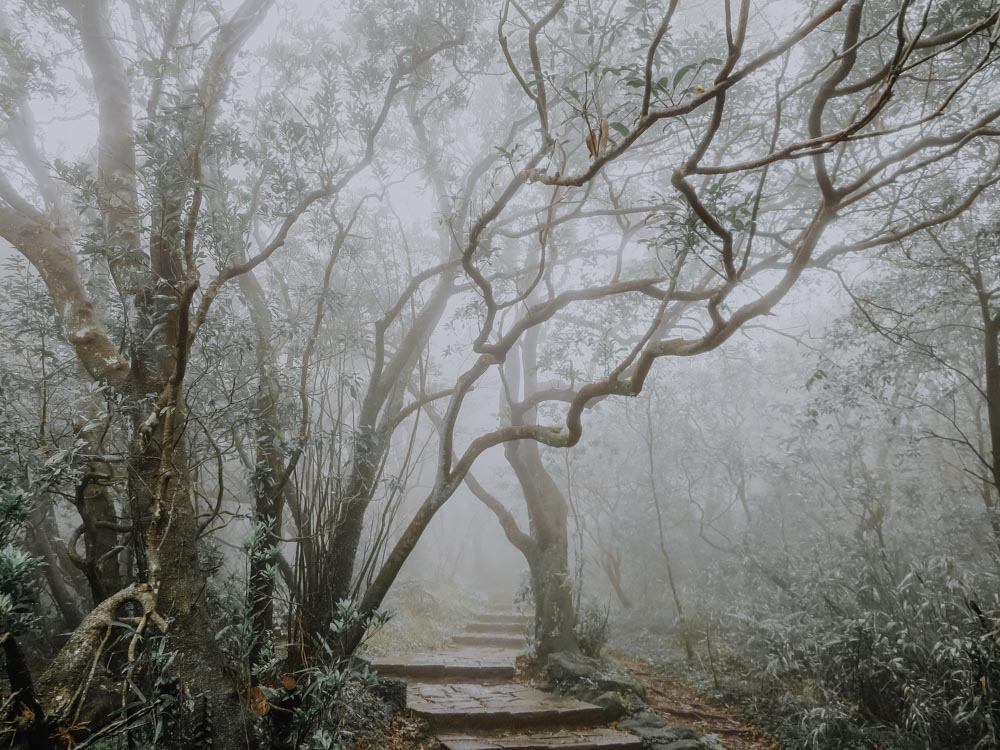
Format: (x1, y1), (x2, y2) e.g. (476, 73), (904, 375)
(546, 651), (646, 700)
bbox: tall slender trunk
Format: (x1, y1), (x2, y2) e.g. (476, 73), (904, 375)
(597, 544), (632, 609)
(307, 275), (454, 648)
(646, 397), (694, 662)
(976, 285), (1000, 556)
(247, 378), (283, 680)
(651, 510), (694, 662)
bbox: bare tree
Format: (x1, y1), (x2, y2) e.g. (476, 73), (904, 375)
(1, 0), (999, 743)
(346, 0), (1000, 654)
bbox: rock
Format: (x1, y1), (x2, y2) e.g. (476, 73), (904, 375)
(546, 651), (646, 700)
(668, 727), (698, 740)
(590, 690), (630, 716)
(373, 677), (407, 713)
(547, 651), (601, 681)
(618, 711), (700, 749)
(618, 710), (666, 730)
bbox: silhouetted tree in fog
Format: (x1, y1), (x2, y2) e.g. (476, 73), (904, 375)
(1, 0), (999, 745)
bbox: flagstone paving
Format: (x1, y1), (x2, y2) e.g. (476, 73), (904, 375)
(407, 682), (611, 730)
(437, 727), (646, 750)
(370, 645), (520, 681)
(370, 606), (642, 750)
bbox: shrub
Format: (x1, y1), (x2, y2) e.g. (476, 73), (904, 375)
(282, 599), (392, 749)
(575, 601), (612, 658)
(740, 555), (1000, 749)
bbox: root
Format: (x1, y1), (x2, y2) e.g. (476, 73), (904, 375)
(37, 583), (167, 723)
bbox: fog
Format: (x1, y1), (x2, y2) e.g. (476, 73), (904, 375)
(1, 0), (999, 748)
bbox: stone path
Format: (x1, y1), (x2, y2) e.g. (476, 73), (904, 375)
(370, 606), (642, 750)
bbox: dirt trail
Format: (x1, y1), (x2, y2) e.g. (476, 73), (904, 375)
(611, 654), (780, 750)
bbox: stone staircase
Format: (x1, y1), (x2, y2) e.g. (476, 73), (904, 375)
(370, 607), (642, 750)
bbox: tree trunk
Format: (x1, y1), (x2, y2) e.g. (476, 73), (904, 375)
(37, 349), (249, 746)
(73, 471), (124, 604)
(2, 631), (51, 749)
(500, 327), (578, 658)
(305, 275), (453, 649)
(976, 293), (1000, 556)
(506, 438), (577, 658)
(142, 410), (250, 747)
(645, 397), (694, 662)
(598, 544), (632, 609)
(315, 448), (380, 624)
(293, 428), (385, 658)
(247, 380), (283, 681)
(27, 503), (85, 632)
(654, 529), (694, 663)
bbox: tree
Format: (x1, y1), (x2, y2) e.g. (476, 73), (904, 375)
(346, 0), (1000, 655)
(0, 0), (467, 742)
(838, 200), (1000, 557)
(1, 0), (999, 744)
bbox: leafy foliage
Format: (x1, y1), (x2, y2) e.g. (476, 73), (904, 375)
(0, 482), (36, 636)
(575, 601), (612, 659)
(281, 599), (391, 749)
(730, 556), (1000, 749)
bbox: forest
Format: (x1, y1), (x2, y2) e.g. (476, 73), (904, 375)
(1, 0), (1000, 748)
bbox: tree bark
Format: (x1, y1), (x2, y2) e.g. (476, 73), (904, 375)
(236, 261), (286, 681)
(306, 274), (456, 646)
(597, 544), (632, 610)
(142, 411), (251, 747)
(1, 631), (51, 750)
(72, 470), (124, 604)
(27, 503), (85, 632)
(505, 437), (578, 657)
(974, 278), (1000, 556)
(504, 330), (577, 658)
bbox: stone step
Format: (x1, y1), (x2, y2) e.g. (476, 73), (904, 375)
(478, 613), (532, 625)
(467, 622), (526, 635)
(371, 647), (518, 682)
(485, 597), (517, 608)
(439, 728), (643, 750)
(453, 634), (526, 649)
(408, 682), (612, 731)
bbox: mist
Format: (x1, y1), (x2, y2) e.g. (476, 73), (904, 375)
(1, 0), (999, 748)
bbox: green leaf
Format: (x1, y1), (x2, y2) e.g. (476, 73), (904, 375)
(673, 63), (697, 90)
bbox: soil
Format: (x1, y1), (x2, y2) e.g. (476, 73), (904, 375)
(610, 652), (781, 750)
